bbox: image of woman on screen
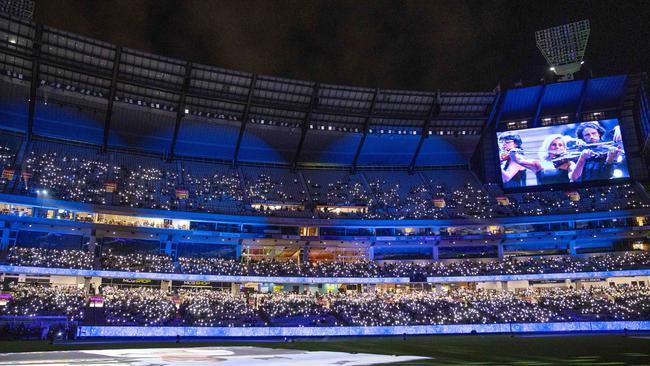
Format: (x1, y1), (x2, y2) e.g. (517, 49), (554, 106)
(509, 134), (577, 185)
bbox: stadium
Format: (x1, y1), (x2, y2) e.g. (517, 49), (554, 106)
(1, 2), (650, 365)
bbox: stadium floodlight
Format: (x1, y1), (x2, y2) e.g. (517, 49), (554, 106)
(535, 19), (590, 81)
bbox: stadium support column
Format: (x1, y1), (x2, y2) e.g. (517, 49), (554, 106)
(86, 234), (97, 257)
(292, 83), (319, 170)
(409, 92), (441, 172)
(351, 88), (380, 172)
(0, 224), (9, 251)
(573, 78), (590, 123)
(531, 85), (547, 128)
(169, 61), (192, 160)
(432, 244), (439, 261)
(26, 24), (42, 142)
(102, 46), (122, 152)
(235, 239), (242, 260)
(471, 91), (502, 183)
(498, 241), (504, 259)
(231, 282), (240, 296)
(161, 280), (172, 292)
(163, 235), (174, 258)
(301, 242), (310, 263)
(232, 74), (257, 167)
(568, 240), (577, 256)
(367, 243), (375, 261)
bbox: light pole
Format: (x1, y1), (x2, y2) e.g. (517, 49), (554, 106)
(536, 20), (590, 81)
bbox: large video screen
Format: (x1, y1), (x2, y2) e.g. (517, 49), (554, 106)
(497, 119), (628, 188)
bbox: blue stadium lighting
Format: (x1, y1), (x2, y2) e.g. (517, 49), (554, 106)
(80, 321), (650, 337)
(0, 15), (649, 344)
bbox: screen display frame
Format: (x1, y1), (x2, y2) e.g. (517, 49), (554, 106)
(496, 119), (629, 190)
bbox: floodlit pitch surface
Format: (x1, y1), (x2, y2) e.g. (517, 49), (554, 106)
(0, 346), (426, 366)
(1, 334), (650, 365)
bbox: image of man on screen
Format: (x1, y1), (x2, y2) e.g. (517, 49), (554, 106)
(572, 122), (623, 181)
(499, 133), (527, 188)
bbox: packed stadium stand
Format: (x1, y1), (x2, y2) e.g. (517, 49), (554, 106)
(0, 14), (650, 339)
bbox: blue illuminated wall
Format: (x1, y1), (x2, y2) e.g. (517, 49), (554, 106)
(640, 83), (650, 141)
(539, 80), (583, 116)
(583, 75), (627, 110)
(101, 238), (160, 254)
(177, 243), (236, 258)
(16, 230), (84, 250)
(427, 269), (650, 283)
(238, 124), (300, 164)
(33, 91), (106, 144)
(357, 134), (418, 165)
(300, 131), (361, 165)
(79, 321), (650, 338)
(0, 265), (410, 284)
(0, 80), (29, 133)
(0, 132), (23, 151)
(498, 76), (628, 121)
(175, 118), (238, 159)
(500, 85), (543, 121)
(108, 104), (175, 154)
(416, 135), (478, 166)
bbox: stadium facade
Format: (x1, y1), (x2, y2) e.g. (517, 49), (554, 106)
(0, 14), (650, 338)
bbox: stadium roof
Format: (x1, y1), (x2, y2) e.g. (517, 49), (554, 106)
(0, 14), (495, 168)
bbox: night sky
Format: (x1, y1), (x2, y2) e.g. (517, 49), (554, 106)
(34, 0), (650, 92)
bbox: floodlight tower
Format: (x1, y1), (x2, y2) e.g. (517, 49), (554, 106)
(535, 19), (590, 81)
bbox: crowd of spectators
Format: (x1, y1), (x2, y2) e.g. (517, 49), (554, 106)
(82, 285), (650, 327)
(385, 251), (650, 280)
(180, 252), (650, 279)
(100, 251), (176, 273)
(114, 164), (178, 211)
(6, 246), (93, 270)
(497, 185), (649, 216)
(243, 172), (306, 205)
(102, 286), (177, 326)
(4, 284), (649, 327)
(178, 256), (247, 276)
(177, 289), (259, 327)
(6, 143), (648, 219)
(21, 151), (109, 204)
(0, 284), (86, 321)
(0, 143), (16, 189)
(255, 292), (336, 326)
(5, 248), (650, 280)
(183, 168), (245, 213)
(322, 179), (370, 207)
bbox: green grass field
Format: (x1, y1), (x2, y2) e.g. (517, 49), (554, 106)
(1, 334), (649, 365)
